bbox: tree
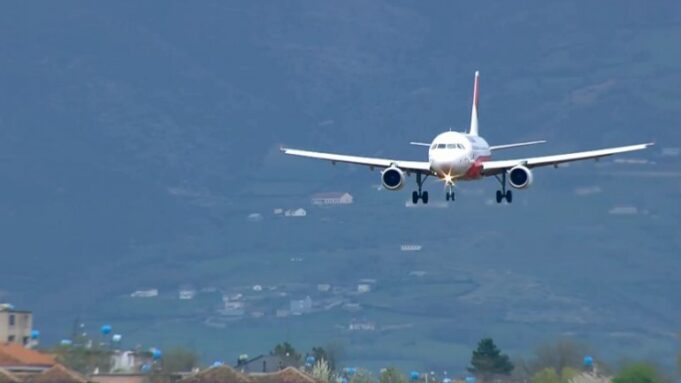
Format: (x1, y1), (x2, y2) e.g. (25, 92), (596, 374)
(468, 338), (514, 382)
(560, 367), (579, 382)
(510, 357), (532, 383)
(531, 339), (589, 375)
(161, 347), (199, 373)
(312, 359), (332, 383)
(271, 342), (302, 366)
(53, 344), (111, 374)
(532, 368), (561, 383)
(612, 363), (663, 383)
(380, 367), (408, 383)
(531, 367), (579, 383)
(351, 369), (378, 383)
(310, 343), (343, 371)
(311, 347), (333, 371)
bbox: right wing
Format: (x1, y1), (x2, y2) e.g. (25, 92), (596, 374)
(482, 143), (654, 176)
(281, 147), (432, 173)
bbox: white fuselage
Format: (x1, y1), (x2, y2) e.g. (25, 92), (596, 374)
(428, 131), (491, 181)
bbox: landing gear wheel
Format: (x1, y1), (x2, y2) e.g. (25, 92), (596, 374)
(445, 192), (450, 201)
(495, 172), (513, 204)
(412, 172), (430, 205)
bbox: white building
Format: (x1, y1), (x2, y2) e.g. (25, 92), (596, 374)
(110, 351), (139, 373)
(284, 208), (307, 217)
(276, 309), (290, 318)
(311, 192), (354, 205)
(130, 289), (158, 298)
(357, 284), (371, 294)
(247, 213), (263, 222)
(400, 244), (422, 252)
(574, 186), (602, 196)
(290, 296), (313, 315)
(661, 147), (680, 157)
(348, 321), (376, 331)
(343, 303), (361, 311)
(609, 206), (639, 215)
(178, 288), (196, 300)
(220, 301), (245, 316)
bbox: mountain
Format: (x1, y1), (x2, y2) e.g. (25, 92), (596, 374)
(0, 1), (680, 373)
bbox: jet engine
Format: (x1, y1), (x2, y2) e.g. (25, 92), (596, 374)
(508, 165), (533, 189)
(381, 165), (405, 191)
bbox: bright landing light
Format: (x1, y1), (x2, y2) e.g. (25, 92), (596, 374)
(441, 172), (455, 186)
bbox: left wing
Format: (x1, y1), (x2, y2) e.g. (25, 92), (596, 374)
(281, 147), (431, 173)
(482, 143), (654, 176)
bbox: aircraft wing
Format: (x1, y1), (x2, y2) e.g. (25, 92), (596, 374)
(481, 143), (654, 176)
(489, 140), (546, 151)
(281, 147), (432, 173)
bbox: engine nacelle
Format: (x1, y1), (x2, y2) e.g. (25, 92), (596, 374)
(381, 166), (405, 191)
(508, 165), (533, 189)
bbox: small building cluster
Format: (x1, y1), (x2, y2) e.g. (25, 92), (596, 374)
(311, 192), (353, 206)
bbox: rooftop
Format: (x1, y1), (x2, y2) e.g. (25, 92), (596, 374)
(0, 344), (56, 368)
(0, 369), (20, 383)
(0, 305), (30, 314)
(178, 365), (318, 383)
(24, 365), (87, 383)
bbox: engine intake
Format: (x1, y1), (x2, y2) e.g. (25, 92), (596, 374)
(381, 166), (405, 191)
(508, 165), (533, 189)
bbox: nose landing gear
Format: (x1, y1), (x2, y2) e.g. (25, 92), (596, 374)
(412, 172), (429, 204)
(445, 184), (455, 201)
(494, 172), (513, 203)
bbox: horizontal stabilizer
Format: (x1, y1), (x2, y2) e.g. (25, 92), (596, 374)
(489, 140), (547, 151)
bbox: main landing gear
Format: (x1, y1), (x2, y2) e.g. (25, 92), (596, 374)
(495, 172), (513, 204)
(412, 172), (429, 204)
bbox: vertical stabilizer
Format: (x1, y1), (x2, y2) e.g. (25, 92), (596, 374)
(469, 70), (480, 136)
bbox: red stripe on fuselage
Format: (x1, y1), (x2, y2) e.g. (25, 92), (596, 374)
(462, 155), (491, 180)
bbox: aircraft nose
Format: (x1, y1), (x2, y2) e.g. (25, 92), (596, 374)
(431, 157), (469, 176)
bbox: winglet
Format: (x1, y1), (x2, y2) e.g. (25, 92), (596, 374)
(469, 71), (480, 136)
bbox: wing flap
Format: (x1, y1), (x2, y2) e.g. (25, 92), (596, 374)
(282, 148), (432, 172)
(482, 143), (654, 176)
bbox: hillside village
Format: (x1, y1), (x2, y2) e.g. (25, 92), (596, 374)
(1, 304), (675, 383)
(129, 277), (397, 332)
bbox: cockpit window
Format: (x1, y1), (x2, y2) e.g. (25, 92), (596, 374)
(446, 144), (456, 149)
(458, 144), (464, 149)
(437, 144), (446, 149)
(431, 143), (437, 149)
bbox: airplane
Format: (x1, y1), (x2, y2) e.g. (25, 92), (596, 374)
(281, 71), (654, 204)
